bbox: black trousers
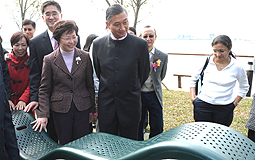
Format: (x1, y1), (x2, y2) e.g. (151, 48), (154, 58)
(52, 101), (90, 145)
(99, 112), (139, 140)
(248, 129), (255, 143)
(47, 111), (58, 143)
(138, 91), (163, 141)
(193, 98), (235, 127)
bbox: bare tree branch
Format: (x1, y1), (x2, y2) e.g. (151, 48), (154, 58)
(105, 0), (111, 6)
(25, 0), (37, 11)
(7, 0), (42, 30)
(132, 0), (137, 6)
(141, 0), (147, 5)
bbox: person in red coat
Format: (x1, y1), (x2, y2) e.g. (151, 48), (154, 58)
(7, 31), (35, 116)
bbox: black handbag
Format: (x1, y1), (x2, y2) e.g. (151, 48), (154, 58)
(195, 57), (210, 95)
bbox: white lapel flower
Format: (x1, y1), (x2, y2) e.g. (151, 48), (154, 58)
(76, 56), (81, 64)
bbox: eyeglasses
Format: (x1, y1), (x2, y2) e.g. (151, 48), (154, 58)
(143, 35), (154, 39)
(23, 28), (32, 31)
(213, 49), (226, 53)
(61, 36), (78, 41)
(44, 11), (60, 18)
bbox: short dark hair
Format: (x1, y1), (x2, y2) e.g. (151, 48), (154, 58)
(53, 20), (78, 42)
(83, 34), (98, 52)
(106, 4), (128, 24)
(10, 31), (29, 47)
(143, 25), (157, 35)
(128, 27), (136, 35)
(41, 1), (61, 14)
(211, 35), (235, 58)
(22, 19), (36, 29)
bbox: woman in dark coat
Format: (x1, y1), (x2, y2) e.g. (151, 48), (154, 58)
(31, 20), (95, 145)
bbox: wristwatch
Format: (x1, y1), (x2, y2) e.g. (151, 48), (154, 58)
(234, 100), (239, 106)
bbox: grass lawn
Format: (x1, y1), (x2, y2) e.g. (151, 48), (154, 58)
(162, 89), (252, 136)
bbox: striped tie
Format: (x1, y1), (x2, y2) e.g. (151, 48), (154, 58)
(54, 40), (58, 50)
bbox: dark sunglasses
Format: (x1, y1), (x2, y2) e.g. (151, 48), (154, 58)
(143, 35), (154, 39)
(23, 28), (32, 31)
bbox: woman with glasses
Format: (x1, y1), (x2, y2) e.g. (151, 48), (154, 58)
(31, 20), (95, 145)
(190, 35), (249, 126)
(6, 31), (35, 116)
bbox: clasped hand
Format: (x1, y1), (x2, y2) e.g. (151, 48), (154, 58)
(9, 100), (27, 111)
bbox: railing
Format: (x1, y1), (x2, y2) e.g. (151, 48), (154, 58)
(167, 53), (254, 58)
(166, 53), (254, 96)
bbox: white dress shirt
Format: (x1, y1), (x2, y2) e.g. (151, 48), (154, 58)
(47, 29), (56, 50)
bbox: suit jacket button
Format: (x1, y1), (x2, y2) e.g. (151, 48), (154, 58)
(69, 90), (73, 93)
(3, 101), (7, 106)
(2, 127), (4, 131)
(68, 77), (72, 81)
(115, 70), (118, 73)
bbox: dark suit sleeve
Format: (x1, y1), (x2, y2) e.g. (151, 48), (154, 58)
(29, 39), (41, 102)
(92, 42), (100, 80)
(160, 52), (168, 81)
(4, 105), (20, 159)
(3, 48), (9, 54)
(84, 53), (95, 113)
(0, 44), (11, 100)
(0, 43), (20, 159)
(38, 56), (52, 118)
(139, 41), (150, 86)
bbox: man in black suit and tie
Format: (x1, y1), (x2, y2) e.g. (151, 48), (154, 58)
(92, 4), (150, 140)
(138, 25), (168, 140)
(24, 1), (80, 142)
(0, 43), (20, 159)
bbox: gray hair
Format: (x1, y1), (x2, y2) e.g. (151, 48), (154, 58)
(143, 25), (157, 36)
(106, 4), (128, 24)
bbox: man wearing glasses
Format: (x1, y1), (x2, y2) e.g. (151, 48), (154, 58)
(138, 25), (168, 141)
(22, 19), (36, 40)
(24, 1), (80, 142)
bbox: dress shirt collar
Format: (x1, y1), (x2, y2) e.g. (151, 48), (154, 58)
(149, 47), (155, 59)
(110, 33), (127, 41)
(48, 29), (57, 50)
(47, 29), (54, 40)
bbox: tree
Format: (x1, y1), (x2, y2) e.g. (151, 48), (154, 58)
(6, 0), (42, 30)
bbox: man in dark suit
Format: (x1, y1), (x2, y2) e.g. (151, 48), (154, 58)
(0, 43), (20, 159)
(138, 26), (168, 140)
(92, 4), (150, 140)
(24, 1), (80, 142)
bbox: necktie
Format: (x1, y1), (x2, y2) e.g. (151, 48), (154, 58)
(54, 40), (58, 51)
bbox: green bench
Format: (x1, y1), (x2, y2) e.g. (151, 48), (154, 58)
(12, 110), (255, 160)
